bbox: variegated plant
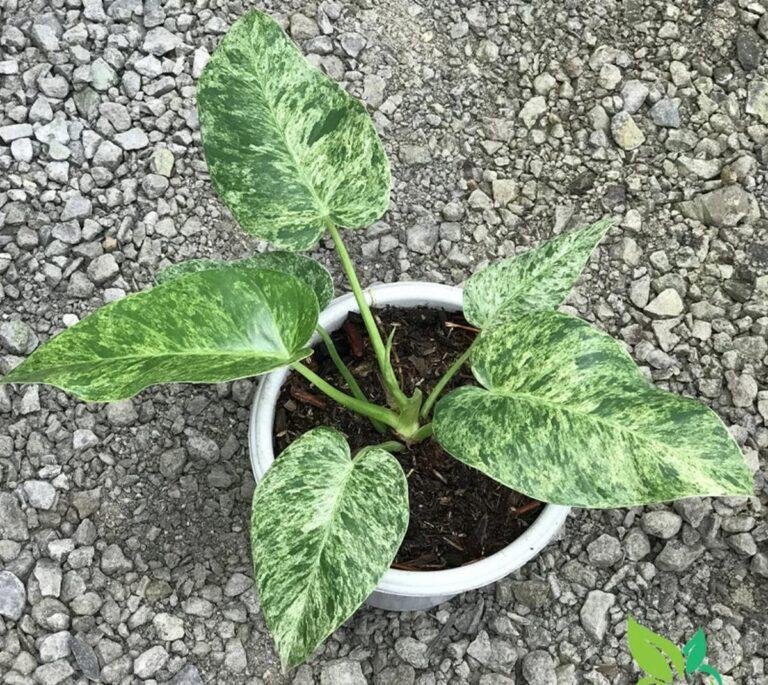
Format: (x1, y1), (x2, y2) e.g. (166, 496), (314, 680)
(1, 9), (753, 670)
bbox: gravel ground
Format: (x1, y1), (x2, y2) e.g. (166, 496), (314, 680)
(1, 0), (767, 682)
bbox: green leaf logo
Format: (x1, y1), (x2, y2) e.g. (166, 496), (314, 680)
(683, 628), (707, 674)
(626, 617), (685, 684)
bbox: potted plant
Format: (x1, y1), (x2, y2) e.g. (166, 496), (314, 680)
(1, 9), (753, 670)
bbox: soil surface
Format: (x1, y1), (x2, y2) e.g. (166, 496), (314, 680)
(275, 306), (543, 570)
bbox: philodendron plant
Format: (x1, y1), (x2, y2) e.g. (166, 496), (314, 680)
(1, 9), (753, 668)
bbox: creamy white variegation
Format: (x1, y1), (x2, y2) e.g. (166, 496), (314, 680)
(250, 428), (408, 667)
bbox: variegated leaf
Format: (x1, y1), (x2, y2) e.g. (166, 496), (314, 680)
(463, 219), (613, 328)
(433, 311), (753, 508)
(251, 428), (408, 667)
(198, 10), (390, 250)
(1, 268), (318, 402)
(156, 251), (335, 309)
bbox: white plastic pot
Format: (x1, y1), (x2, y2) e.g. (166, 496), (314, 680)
(249, 281), (570, 611)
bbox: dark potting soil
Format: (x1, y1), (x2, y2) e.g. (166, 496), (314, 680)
(274, 306), (543, 570)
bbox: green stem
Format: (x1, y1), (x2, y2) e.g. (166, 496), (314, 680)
(315, 325), (386, 434)
(410, 422), (433, 443)
(420, 343), (474, 418)
(372, 440), (406, 453)
(325, 220), (409, 410)
(291, 362), (401, 430)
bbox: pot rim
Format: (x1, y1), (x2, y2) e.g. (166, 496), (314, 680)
(249, 281), (570, 598)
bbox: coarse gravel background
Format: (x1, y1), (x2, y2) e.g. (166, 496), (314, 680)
(1, 0), (767, 682)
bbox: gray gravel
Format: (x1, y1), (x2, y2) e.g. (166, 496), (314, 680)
(1, 0), (767, 682)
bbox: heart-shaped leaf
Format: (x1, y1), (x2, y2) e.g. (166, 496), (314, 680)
(433, 311), (753, 508)
(463, 219), (613, 328)
(627, 617), (685, 684)
(198, 10), (390, 250)
(156, 251), (335, 309)
(683, 628), (707, 674)
(1, 268), (318, 401)
(251, 428), (408, 667)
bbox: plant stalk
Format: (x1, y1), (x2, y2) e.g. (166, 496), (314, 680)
(420, 343), (474, 418)
(316, 325), (386, 434)
(291, 362), (401, 430)
(325, 220), (409, 410)
(371, 440), (406, 454)
(410, 422), (433, 443)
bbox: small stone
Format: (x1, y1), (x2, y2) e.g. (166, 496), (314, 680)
(290, 14), (319, 42)
(90, 57), (117, 90)
(649, 98), (680, 128)
(519, 96), (547, 128)
(678, 156), (721, 180)
(624, 528), (651, 561)
(134, 645), (169, 679)
(0, 571), (26, 620)
(101, 544), (132, 575)
(23, 480), (56, 510)
(394, 637), (429, 668)
(533, 72), (557, 95)
(645, 288), (684, 317)
(598, 63), (621, 90)
(39, 632), (71, 662)
(106, 399), (138, 426)
(142, 173), (169, 198)
(160, 448), (187, 478)
(87, 254), (119, 284)
(34, 558), (62, 597)
(512, 579), (550, 609)
(61, 195), (92, 221)
(587, 534), (622, 567)
(192, 48), (210, 78)
(727, 533), (757, 556)
(115, 128), (150, 150)
(467, 630), (493, 666)
(691, 186), (752, 227)
(522, 650), (557, 685)
(33, 660), (73, 685)
(224, 572), (252, 597)
(611, 112), (645, 150)
(400, 144), (431, 165)
(150, 148), (175, 177)
(69, 636), (100, 681)
(73, 429), (98, 451)
(751, 553), (768, 578)
(642, 511), (682, 539)
(736, 29), (763, 72)
(407, 220), (439, 255)
(143, 27), (182, 55)
(0, 493), (29, 540)
(746, 81), (768, 123)
(94, 140), (123, 170)
(153, 613), (185, 641)
(0, 123), (33, 143)
(580, 590), (615, 640)
(728, 374), (757, 408)
(171, 664), (204, 685)
(319, 658), (366, 685)
(492, 179), (517, 205)
(340, 32), (366, 57)
(621, 80), (649, 113)
(11, 138), (33, 162)
(0, 320), (39, 354)
(655, 541), (704, 572)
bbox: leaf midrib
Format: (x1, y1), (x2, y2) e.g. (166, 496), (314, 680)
(247, 26), (328, 222)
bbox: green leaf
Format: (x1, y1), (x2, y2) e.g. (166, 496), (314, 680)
(463, 219), (613, 328)
(1, 268), (318, 402)
(626, 617), (685, 684)
(433, 311), (753, 508)
(697, 663), (724, 685)
(683, 628), (708, 674)
(250, 428), (408, 667)
(198, 10), (390, 250)
(156, 251), (335, 309)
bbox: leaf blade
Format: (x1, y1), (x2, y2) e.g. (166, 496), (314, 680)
(626, 617), (685, 684)
(683, 628), (708, 674)
(433, 311), (753, 508)
(463, 219), (613, 328)
(156, 251), (335, 309)
(250, 428), (408, 667)
(198, 10), (390, 250)
(1, 268), (318, 401)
